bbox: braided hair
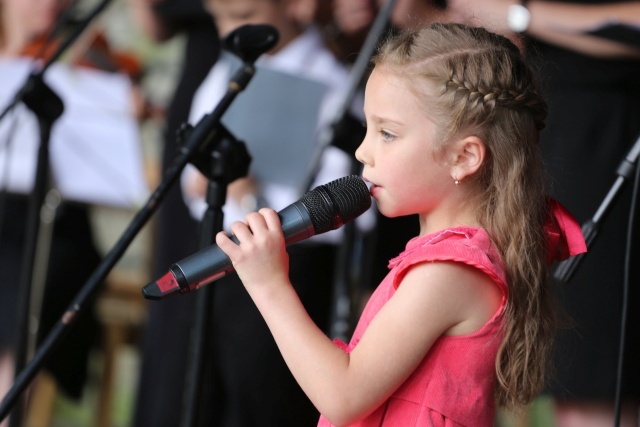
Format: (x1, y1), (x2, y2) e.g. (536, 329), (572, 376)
(373, 23), (553, 410)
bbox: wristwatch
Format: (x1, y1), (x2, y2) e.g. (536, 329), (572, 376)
(507, 0), (531, 33)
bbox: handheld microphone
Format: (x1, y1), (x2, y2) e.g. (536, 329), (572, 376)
(142, 175), (371, 300)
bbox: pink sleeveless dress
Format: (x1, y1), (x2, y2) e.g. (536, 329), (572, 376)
(317, 201), (586, 427)
(318, 227), (507, 427)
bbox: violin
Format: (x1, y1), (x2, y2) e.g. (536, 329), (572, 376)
(19, 27), (143, 80)
(18, 25), (161, 121)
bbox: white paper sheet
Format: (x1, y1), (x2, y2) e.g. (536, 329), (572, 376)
(221, 60), (328, 186)
(0, 58), (149, 208)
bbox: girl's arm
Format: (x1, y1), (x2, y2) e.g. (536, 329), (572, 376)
(445, 0), (640, 58)
(216, 209), (502, 426)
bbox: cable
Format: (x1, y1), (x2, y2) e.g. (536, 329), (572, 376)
(613, 151), (639, 427)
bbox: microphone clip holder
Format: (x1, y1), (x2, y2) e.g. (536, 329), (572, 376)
(21, 74), (64, 124)
(178, 122), (251, 187)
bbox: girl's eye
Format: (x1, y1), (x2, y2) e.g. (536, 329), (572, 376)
(380, 130), (395, 142)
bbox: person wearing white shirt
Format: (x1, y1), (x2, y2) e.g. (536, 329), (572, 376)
(180, 0), (371, 425)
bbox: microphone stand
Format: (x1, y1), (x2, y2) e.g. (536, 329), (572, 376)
(299, 0), (396, 340)
(0, 2), (112, 426)
(178, 125), (250, 427)
(170, 25), (278, 427)
(0, 23), (275, 426)
(178, 26), (280, 426)
(9, 78), (63, 427)
(302, 0), (396, 187)
(554, 133), (640, 284)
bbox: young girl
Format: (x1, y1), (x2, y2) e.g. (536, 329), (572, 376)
(216, 23), (587, 426)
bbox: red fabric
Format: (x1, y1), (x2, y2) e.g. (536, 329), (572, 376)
(545, 198), (588, 263)
(318, 227), (507, 427)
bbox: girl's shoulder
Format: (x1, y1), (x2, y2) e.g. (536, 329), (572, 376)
(388, 226), (508, 296)
(389, 227), (507, 337)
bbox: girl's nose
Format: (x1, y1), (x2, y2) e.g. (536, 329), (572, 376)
(354, 134), (370, 166)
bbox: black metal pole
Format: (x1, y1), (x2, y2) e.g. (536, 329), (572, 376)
(8, 76), (63, 427)
(179, 128), (251, 427)
(301, 0), (396, 194)
(303, 0), (396, 341)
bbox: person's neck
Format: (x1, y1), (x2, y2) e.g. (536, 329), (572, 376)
(418, 197), (482, 237)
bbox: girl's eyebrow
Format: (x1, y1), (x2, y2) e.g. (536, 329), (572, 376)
(367, 113), (404, 127)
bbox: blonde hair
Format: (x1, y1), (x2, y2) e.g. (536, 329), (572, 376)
(373, 23), (552, 410)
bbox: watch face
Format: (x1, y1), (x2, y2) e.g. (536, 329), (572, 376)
(508, 4), (531, 33)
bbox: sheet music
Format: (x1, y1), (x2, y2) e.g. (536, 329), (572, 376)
(0, 58), (149, 208)
(221, 59), (328, 186)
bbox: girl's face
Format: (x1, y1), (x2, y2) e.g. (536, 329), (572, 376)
(356, 68), (455, 232)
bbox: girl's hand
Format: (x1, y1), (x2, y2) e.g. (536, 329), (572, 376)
(216, 208), (290, 293)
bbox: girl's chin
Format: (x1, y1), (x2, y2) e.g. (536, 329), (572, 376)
(375, 204), (398, 218)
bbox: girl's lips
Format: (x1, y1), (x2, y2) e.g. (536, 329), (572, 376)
(362, 178), (375, 195)
(368, 183), (380, 198)
(362, 177), (381, 198)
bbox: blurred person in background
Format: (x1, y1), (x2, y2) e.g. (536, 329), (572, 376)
(179, 0), (372, 425)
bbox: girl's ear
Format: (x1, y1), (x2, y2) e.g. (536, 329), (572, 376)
(450, 135), (486, 181)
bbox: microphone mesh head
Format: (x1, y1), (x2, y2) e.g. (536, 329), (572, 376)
(299, 175), (371, 234)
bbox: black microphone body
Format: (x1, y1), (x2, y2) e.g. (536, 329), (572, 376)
(143, 175), (371, 300)
(171, 201), (313, 292)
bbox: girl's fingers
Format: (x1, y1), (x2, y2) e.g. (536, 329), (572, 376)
(215, 230), (239, 257)
(259, 208), (281, 231)
(216, 210), (281, 257)
(244, 211), (269, 233)
(229, 220), (254, 241)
